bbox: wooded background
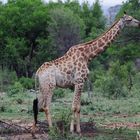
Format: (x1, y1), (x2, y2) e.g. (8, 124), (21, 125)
(0, 0), (139, 98)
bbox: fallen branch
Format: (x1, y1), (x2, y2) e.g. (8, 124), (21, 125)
(0, 120), (31, 134)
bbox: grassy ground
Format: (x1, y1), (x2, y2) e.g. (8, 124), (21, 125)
(0, 90), (140, 139)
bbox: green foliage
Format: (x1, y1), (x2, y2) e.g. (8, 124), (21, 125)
(92, 60), (139, 99)
(0, 103), (6, 112)
(48, 6), (85, 56)
(65, 0), (81, 16)
(81, 2), (93, 36)
(131, 72), (140, 95)
(100, 75), (128, 99)
(48, 109), (73, 140)
(92, 0), (106, 29)
(0, 68), (17, 91)
(117, 0), (140, 51)
(53, 88), (66, 101)
(81, 0), (106, 39)
(81, 96), (92, 106)
(7, 82), (24, 97)
(93, 135), (113, 140)
(0, 0), (106, 78)
(0, 0), (139, 103)
(19, 77), (34, 89)
(87, 0), (140, 99)
(0, 0), (49, 77)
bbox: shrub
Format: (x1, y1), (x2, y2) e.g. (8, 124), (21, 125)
(81, 97), (92, 106)
(48, 109), (73, 140)
(131, 72), (140, 95)
(0, 68), (17, 91)
(0, 100), (9, 112)
(0, 104), (6, 112)
(100, 76), (128, 99)
(53, 88), (66, 100)
(16, 98), (23, 104)
(19, 77), (34, 89)
(93, 61), (137, 99)
(7, 82), (24, 97)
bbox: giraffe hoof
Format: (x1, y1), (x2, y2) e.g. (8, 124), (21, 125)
(70, 125), (74, 134)
(76, 127), (81, 135)
(76, 131), (81, 136)
(70, 129), (74, 135)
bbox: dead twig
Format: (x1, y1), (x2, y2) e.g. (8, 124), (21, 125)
(0, 120), (31, 134)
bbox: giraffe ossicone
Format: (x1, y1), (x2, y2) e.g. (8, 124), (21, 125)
(32, 14), (140, 135)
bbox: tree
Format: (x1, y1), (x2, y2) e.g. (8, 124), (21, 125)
(65, 0), (81, 15)
(0, 0), (49, 77)
(116, 0), (140, 43)
(89, 0), (106, 39)
(81, 1), (92, 36)
(48, 7), (85, 57)
(107, 0), (140, 66)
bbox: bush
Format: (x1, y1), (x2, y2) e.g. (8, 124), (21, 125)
(48, 109), (73, 140)
(130, 72), (140, 95)
(19, 77), (34, 89)
(0, 104), (6, 112)
(53, 88), (66, 100)
(7, 82), (24, 97)
(93, 61), (137, 99)
(81, 97), (92, 106)
(0, 68), (17, 91)
(100, 76), (128, 99)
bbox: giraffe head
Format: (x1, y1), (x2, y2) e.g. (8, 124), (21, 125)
(121, 13), (140, 28)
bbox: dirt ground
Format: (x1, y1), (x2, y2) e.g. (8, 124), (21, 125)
(0, 117), (140, 140)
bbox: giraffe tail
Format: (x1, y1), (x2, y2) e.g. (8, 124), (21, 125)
(33, 98), (38, 125)
(33, 73), (39, 124)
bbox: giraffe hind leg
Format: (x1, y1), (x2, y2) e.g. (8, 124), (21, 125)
(43, 106), (52, 127)
(70, 103), (81, 134)
(70, 83), (83, 134)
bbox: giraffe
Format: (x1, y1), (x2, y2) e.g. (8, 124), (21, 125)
(32, 13), (140, 135)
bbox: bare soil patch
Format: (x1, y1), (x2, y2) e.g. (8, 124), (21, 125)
(1, 114), (140, 140)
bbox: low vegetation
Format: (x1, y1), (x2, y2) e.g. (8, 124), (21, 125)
(0, 85), (140, 139)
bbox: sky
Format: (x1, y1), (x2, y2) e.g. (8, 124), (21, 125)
(98, 0), (127, 7)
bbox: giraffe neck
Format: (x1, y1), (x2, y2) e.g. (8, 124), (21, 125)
(82, 18), (124, 61)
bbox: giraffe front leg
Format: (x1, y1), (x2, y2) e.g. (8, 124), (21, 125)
(70, 93), (82, 134)
(76, 103), (81, 134)
(70, 106), (76, 133)
(70, 83), (83, 134)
